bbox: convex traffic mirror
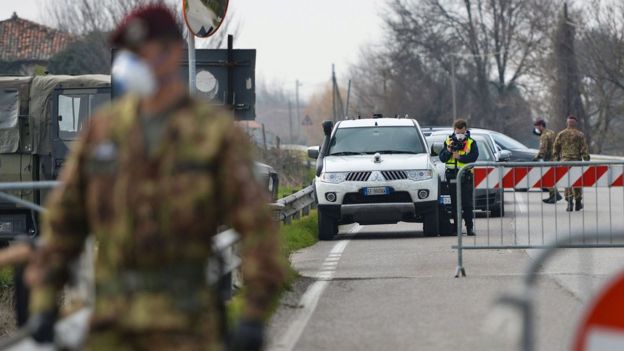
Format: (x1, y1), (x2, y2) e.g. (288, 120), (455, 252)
(183, 0), (229, 38)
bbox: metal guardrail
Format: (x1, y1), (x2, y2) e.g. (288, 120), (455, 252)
(453, 161), (624, 278)
(277, 185), (316, 224)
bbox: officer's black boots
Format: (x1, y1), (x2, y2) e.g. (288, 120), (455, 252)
(566, 199), (574, 212)
(543, 192), (563, 204)
(543, 195), (556, 204)
(466, 226), (476, 236)
(575, 200), (583, 211)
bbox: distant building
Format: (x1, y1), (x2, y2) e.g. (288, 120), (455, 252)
(0, 12), (73, 75)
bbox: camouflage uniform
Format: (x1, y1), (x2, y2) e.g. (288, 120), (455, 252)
(29, 95), (286, 351)
(534, 128), (559, 198)
(553, 127), (590, 201)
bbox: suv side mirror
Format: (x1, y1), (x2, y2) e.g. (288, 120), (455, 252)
(322, 120), (334, 137)
(498, 150), (512, 162)
(430, 142), (444, 157)
(308, 146), (320, 159)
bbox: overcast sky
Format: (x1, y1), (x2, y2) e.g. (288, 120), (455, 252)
(1, 0), (385, 100)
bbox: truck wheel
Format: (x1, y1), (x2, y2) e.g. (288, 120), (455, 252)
(423, 206), (439, 237)
(318, 208), (338, 241)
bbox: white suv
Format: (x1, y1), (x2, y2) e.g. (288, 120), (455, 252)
(308, 117), (440, 240)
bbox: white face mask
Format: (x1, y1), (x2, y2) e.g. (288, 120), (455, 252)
(112, 50), (157, 98)
(455, 133), (466, 141)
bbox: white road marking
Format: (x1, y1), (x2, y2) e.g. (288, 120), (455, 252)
(270, 225), (361, 351)
(514, 192), (528, 215)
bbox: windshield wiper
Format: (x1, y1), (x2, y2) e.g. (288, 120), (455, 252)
(373, 150), (419, 154)
(329, 151), (365, 156)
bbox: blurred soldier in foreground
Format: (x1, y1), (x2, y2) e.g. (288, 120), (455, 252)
(553, 115), (590, 212)
(26, 5), (284, 351)
(532, 118), (562, 204)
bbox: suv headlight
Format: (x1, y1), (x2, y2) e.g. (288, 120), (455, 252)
(406, 170), (433, 181)
(320, 172), (348, 183)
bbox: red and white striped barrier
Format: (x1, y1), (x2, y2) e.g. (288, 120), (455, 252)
(473, 165), (624, 189)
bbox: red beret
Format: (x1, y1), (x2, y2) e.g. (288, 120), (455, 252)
(111, 4), (182, 49)
(567, 115), (577, 121)
(533, 118), (546, 126)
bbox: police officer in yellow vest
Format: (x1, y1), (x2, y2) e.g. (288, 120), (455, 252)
(439, 119), (479, 236)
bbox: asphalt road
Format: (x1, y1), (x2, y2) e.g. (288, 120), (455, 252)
(267, 188), (624, 351)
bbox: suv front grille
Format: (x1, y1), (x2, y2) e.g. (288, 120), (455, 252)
(346, 171), (371, 181)
(346, 170), (409, 181)
(343, 191), (413, 204)
(381, 171), (408, 180)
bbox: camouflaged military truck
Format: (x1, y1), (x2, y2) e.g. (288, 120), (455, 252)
(0, 75), (111, 242)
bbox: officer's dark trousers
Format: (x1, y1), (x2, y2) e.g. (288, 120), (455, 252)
(447, 172), (474, 231)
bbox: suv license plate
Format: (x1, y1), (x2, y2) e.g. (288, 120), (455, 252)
(440, 195), (451, 205)
(365, 187), (389, 196)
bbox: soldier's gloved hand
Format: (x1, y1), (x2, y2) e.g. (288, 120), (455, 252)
(28, 310), (57, 344)
(228, 319), (265, 351)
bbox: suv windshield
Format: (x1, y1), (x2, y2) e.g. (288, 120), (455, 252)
(57, 89), (110, 140)
(328, 126), (426, 155)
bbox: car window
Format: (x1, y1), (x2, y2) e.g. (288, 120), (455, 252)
(58, 89), (110, 140)
(329, 126), (426, 155)
(491, 132), (527, 150)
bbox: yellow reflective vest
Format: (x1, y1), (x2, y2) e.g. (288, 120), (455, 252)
(444, 136), (475, 169)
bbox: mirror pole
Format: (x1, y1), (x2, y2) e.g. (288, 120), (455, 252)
(187, 32), (197, 95)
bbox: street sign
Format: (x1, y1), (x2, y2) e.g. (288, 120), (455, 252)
(302, 115), (313, 126)
(573, 270), (624, 351)
(182, 0), (229, 38)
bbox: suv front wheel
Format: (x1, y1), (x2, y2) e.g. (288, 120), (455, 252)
(318, 208), (338, 241)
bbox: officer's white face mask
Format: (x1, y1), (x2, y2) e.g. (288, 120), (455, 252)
(455, 133), (466, 141)
(112, 50), (157, 98)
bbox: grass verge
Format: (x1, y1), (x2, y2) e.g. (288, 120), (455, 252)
(228, 210), (319, 323)
(281, 210), (318, 255)
(0, 268), (12, 289)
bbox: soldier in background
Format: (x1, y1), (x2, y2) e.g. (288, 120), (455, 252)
(553, 115), (590, 212)
(532, 118), (562, 204)
(25, 5), (285, 351)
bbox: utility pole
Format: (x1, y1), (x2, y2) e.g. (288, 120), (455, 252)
(451, 55), (457, 122)
(295, 79), (302, 139)
(332, 64), (337, 122)
(345, 79), (352, 118)
(288, 100), (294, 144)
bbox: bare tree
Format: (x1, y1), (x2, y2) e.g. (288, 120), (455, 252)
(550, 3), (589, 141)
(575, 0), (624, 152)
(349, 0), (557, 144)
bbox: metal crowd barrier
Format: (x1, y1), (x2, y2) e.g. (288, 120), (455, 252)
(454, 161), (624, 277)
(492, 231), (624, 351)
